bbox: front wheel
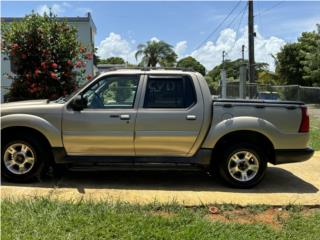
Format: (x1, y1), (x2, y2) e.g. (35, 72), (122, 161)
(1, 137), (49, 182)
(217, 143), (267, 188)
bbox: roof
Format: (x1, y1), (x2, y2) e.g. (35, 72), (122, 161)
(98, 68), (197, 77)
(1, 12), (97, 33)
(97, 64), (127, 69)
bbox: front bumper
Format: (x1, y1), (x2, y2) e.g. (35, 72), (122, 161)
(274, 147), (314, 165)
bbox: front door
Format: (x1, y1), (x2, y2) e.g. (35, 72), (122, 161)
(135, 74), (203, 157)
(62, 74), (141, 156)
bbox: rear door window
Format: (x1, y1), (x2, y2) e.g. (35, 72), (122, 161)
(144, 76), (196, 108)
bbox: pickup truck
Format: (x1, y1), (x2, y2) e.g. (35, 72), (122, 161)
(1, 69), (314, 188)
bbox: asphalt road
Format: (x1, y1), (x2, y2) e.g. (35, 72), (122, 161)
(1, 151), (319, 206)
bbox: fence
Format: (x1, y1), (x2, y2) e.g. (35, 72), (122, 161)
(211, 83), (320, 104)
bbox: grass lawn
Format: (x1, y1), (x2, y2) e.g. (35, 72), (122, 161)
(310, 116), (320, 151)
(1, 198), (320, 240)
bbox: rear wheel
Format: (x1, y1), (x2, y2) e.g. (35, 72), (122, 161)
(1, 136), (49, 182)
(217, 143), (267, 188)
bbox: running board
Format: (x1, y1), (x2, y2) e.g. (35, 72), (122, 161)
(68, 163), (201, 172)
(53, 148), (213, 170)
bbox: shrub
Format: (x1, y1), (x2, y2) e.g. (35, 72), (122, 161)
(1, 11), (92, 101)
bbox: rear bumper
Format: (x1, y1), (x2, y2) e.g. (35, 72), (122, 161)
(274, 147), (314, 165)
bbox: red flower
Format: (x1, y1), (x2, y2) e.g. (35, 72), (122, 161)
(50, 72), (58, 80)
(41, 62), (47, 69)
(34, 68), (40, 77)
(51, 63), (58, 69)
(85, 52), (93, 60)
(79, 47), (85, 53)
(30, 83), (37, 93)
(67, 60), (73, 66)
(86, 75), (93, 81)
(75, 60), (83, 68)
(12, 43), (19, 49)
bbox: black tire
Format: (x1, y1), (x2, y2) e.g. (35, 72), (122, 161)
(217, 143), (267, 188)
(1, 135), (49, 182)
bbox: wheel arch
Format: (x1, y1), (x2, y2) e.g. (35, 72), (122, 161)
(1, 126), (54, 164)
(212, 130), (275, 164)
(1, 114), (62, 147)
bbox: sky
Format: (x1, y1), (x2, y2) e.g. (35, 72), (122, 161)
(2, 1), (320, 71)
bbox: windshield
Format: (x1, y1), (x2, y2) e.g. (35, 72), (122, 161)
(54, 73), (101, 103)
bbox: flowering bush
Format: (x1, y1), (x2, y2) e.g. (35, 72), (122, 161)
(1, 11), (93, 101)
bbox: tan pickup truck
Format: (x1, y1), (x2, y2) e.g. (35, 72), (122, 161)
(1, 69), (314, 188)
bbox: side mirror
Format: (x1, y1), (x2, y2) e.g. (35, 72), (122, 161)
(71, 95), (87, 111)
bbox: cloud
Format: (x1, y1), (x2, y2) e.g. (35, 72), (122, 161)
(97, 32), (136, 63)
(96, 25), (285, 71)
(174, 41), (188, 59)
(36, 2), (71, 16)
(191, 26), (286, 71)
(150, 37), (160, 42)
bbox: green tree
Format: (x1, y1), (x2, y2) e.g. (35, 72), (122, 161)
(302, 24), (320, 86)
(257, 71), (280, 85)
(177, 56), (206, 75)
(135, 40), (177, 67)
(207, 59), (269, 82)
(1, 11), (90, 101)
(98, 57), (126, 65)
(276, 25), (320, 86)
(276, 43), (306, 85)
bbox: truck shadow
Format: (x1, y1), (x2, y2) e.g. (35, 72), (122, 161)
(1, 167), (318, 194)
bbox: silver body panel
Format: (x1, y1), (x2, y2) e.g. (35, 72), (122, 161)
(134, 73), (208, 157)
(62, 109), (137, 155)
(1, 100), (64, 147)
(202, 102), (309, 150)
(1, 69), (310, 162)
(61, 74), (144, 156)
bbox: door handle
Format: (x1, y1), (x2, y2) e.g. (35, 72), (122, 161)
(186, 115), (196, 120)
(120, 114), (130, 120)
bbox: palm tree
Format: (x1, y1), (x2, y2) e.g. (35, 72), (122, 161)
(135, 40), (177, 67)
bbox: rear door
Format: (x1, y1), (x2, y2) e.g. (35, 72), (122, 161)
(134, 74), (204, 157)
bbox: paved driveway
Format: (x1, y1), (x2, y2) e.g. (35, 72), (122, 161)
(1, 151), (319, 206)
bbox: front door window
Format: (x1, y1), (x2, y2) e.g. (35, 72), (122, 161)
(83, 75), (140, 109)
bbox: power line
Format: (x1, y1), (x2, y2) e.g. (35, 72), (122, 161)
(254, 0), (285, 17)
(227, 2), (247, 55)
(236, 3), (247, 37)
(225, 1), (247, 30)
(192, 0), (242, 53)
(255, 1), (269, 65)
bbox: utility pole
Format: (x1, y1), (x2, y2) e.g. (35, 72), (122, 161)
(221, 50), (227, 98)
(240, 45), (247, 98)
(241, 45), (245, 61)
(248, 0), (255, 97)
(222, 50), (226, 68)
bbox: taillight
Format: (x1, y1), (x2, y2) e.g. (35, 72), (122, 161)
(299, 106), (309, 133)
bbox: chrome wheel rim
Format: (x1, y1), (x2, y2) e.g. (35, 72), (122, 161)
(227, 150), (259, 182)
(3, 143), (36, 175)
